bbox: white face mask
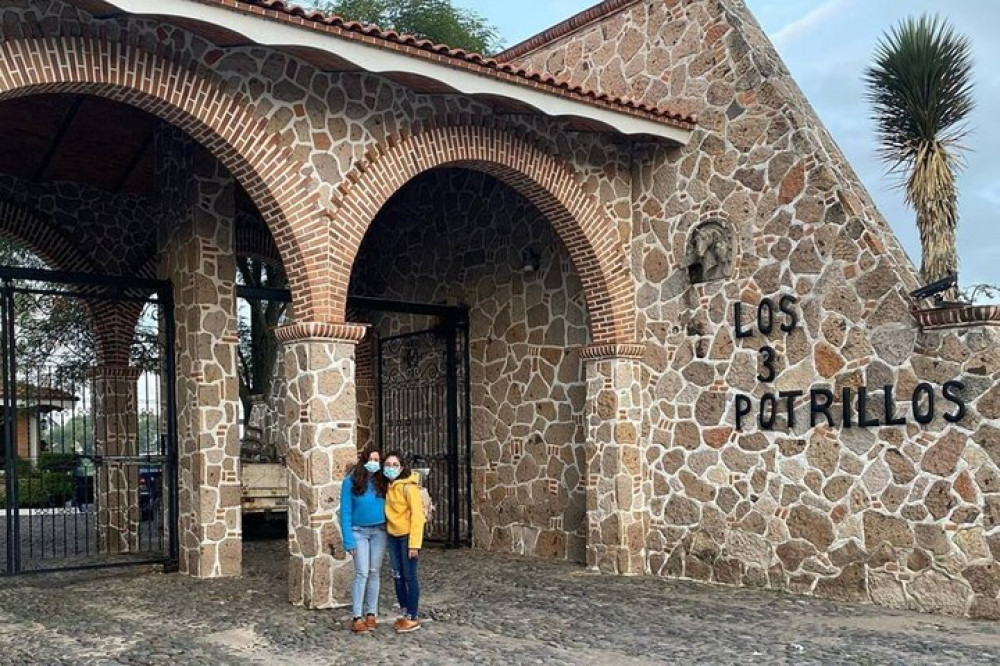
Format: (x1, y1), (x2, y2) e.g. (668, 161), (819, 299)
(363, 461), (380, 474)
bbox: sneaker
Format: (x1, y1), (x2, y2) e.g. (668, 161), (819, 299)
(365, 614), (377, 631)
(394, 618), (421, 633)
(351, 617), (370, 633)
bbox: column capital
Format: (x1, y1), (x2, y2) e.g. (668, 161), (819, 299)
(87, 365), (144, 380)
(576, 343), (645, 362)
(274, 322), (368, 345)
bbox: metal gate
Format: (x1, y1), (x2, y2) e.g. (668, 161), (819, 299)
(378, 320), (470, 547)
(1, 267), (178, 575)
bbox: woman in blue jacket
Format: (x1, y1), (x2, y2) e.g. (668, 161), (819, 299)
(340, 442), (389, 633)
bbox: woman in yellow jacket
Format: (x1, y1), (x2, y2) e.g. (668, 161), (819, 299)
(382, 450), (425, 633)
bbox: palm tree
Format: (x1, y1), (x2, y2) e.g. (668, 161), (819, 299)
(864, 15), (975, 301)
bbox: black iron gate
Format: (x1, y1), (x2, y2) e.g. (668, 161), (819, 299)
(1, 266), (178, 575)
(378, 320), (470, 547)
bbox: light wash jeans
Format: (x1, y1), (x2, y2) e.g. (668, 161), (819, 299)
(351, 524), (387, 618)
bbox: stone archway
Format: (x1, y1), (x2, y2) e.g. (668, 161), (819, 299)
(329, 124), (638, 346)
(336, 134), (648, 576)
(0, 33), (340, 579)
(0, 35), (330, 323)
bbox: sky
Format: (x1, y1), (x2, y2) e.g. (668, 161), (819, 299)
(454, 0), (1000, 299)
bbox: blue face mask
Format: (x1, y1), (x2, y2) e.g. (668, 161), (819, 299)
(383, 467), (401, 481)
(363, 461), (380, 474)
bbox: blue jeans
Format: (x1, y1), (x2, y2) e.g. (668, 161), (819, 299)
(350, 525), (387, 618)
(387, 534), (419, 619)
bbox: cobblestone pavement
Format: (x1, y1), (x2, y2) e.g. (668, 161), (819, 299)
(1, 532), (999, 665)
(1, 512), (167, 572)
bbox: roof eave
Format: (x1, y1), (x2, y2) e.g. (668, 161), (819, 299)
(97, 0), (692, 145)
(497, 0), (643, 62)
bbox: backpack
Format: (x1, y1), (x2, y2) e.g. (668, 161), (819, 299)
(412, 484), (435, 526)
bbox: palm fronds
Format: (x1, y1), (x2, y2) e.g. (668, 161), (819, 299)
(864, 14), (975, 290)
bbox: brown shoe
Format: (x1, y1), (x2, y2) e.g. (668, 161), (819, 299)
(394, 618), (421, 633)
(365, 614), (377, 631)
(351, 617), (370, 633)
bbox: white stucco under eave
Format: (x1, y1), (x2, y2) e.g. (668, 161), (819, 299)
(98, 0), (692, 145)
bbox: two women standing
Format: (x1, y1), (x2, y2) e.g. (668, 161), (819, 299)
(340, 445), (425, 634)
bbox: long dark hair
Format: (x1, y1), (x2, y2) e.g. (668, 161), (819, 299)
(351, 442), (388, 497)
(383, 449), (412, 482)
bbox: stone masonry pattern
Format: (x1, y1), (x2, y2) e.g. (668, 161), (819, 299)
(511, 0), (1000, 618)
(0, 0), (638, 342)
(157, 129), (243, 579)
(0, 0), (997, 622)
(280, 335), (361, 609)
(91, 366), (143, 555)
(584, 356), (648, 574)
(351, 168), (591, 562)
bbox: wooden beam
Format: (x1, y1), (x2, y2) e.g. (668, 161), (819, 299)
(33, 96), (85, 182)
(113, 129), (154, 193)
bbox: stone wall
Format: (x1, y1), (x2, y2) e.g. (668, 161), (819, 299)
(12, 0), (999, 620)
(0, 173), (155, 276)
(350, 168), (590, 561)
(509, 0), (1000, 618)
(0, 174), (159, 363)
(11, 0), (637, 340)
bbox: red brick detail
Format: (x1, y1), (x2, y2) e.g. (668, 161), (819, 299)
(576, 343), (645, 361)
(274, 322), (368, 344)
(91, 301), (146, 367)
(354, 333), (376, 387)
(497, 0), (644, 61)
(330, 125), (637, 345)
(913, 305), (1000, 330)
(209, 0), (694, 128)
(0, 36), (330, 323)
(87, 366), (143, 380)
(0, 201), (97, 275)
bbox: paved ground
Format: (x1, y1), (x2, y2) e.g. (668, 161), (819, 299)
(1, 510), (167, 573)
(1, 528), (1000, 665)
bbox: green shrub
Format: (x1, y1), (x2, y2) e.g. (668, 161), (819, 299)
(37, 452), (78, 473)
(5, 471), (73, 509)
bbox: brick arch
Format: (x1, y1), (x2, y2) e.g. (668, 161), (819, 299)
(89, 301), (145, 367)
(0, 201), (142, 365)
(332, 125), (636, 344)
(0, 35), (330, 323)
(0, 200), (99, 275)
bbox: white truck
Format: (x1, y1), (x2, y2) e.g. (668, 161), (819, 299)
(239, 403), (289, 518)
(240, 459), (288, 516)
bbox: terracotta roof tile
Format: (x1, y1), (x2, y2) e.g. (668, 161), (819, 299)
(0, 383), (79, 402)
(496, 0), (642, 62)
(203, 0), (696, 129)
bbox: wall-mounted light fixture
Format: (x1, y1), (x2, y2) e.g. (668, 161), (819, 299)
(520, 247), (541, 273)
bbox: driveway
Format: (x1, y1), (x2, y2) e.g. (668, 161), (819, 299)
(1, 536), (999, 665)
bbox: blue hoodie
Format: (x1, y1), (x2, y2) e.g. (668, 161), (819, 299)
(340, 471), (386, 551)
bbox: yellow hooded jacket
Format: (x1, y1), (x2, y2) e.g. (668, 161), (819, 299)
(385, 472), (425, 549)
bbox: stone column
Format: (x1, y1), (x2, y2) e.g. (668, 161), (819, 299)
(91, 365), (142, 554)
(276, 322), (366, 609)
(157, 127), (241, 578)
(580, 345), (648, 575)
